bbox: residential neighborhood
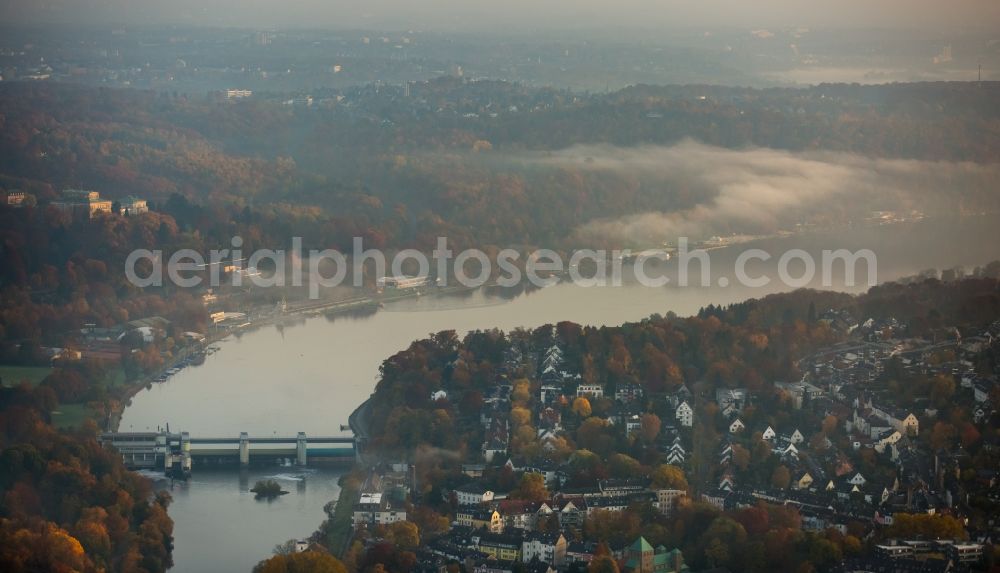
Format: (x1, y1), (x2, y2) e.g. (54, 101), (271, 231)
(344, 303), (1000, 572)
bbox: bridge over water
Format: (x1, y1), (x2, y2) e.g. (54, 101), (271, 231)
(99, 431), (358, 476)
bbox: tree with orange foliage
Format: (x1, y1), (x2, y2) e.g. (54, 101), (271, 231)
(253, 550), (348, 573)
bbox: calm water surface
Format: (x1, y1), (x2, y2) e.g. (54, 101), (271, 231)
(160, 467), (344, 573)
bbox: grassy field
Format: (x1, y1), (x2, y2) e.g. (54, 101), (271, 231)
(0, 365), (53, 386)
(101, 366), (127, 389)
(323, 473), (362, 557)
(0, 364), (125, 430)
(51, 403), (96, 429)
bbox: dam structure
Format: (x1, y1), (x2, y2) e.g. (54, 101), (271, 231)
(99, 431), (357, 476)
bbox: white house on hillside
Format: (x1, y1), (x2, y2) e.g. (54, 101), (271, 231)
(675, 401), (693, 427)
(576, 384), (604, 398)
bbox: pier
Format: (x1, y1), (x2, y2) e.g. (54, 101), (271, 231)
(99, 431), (357, 476)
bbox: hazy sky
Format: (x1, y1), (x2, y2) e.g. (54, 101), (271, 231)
(3, 0), (999, 31)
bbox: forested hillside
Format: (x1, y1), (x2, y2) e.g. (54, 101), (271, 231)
(2, 81), (999, 253)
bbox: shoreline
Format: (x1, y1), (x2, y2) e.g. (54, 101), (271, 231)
(109, 212), (976, 431)
(107, 285), (441, 433)
(107, 210), (976, 430)
(109, 214), (1000, 566)
(106, 341), (218, 432)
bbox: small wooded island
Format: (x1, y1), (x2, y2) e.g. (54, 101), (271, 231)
(251, 480), (288, 500)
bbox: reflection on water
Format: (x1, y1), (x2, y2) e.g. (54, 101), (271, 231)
(121, 216), (1000, 572)
(160, 467), (344, 573)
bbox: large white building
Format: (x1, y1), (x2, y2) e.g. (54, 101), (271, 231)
(455, 483), (495, 506)
(521, 532), (567, 565)
(655, 489), (687, 515)
(120, 196), (149, 216)
(52, 189), (113, 219)
(352, 492), (407, 527)
(871, 404), (920, 436)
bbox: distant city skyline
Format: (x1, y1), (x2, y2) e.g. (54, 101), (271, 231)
(3, 0), (999, 32)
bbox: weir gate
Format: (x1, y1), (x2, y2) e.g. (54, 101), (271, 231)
(99, 431), (357, 476)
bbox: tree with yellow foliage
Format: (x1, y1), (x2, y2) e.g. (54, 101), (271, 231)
(572, 396), (592, 418)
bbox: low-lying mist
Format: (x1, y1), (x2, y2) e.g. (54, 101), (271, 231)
(522, 140), (1000, 246)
